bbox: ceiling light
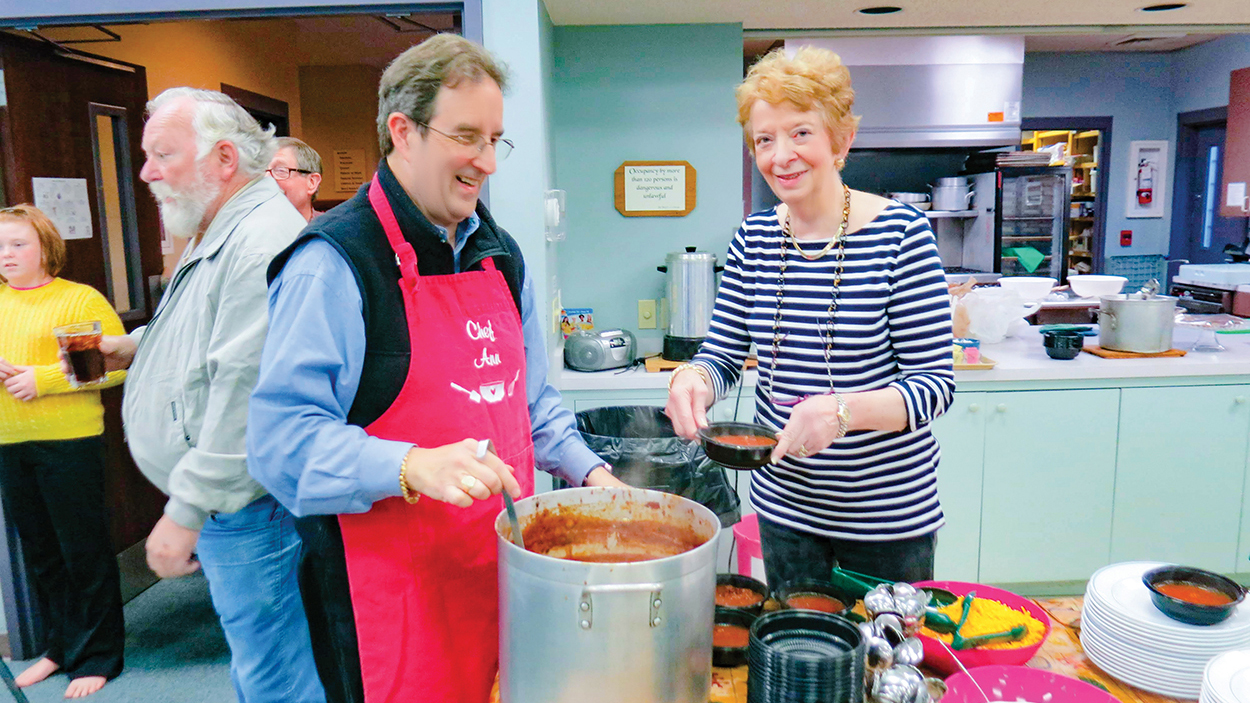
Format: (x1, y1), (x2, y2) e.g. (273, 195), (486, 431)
(1138, 3), (1188, 11)
(856, 6), (903, 15)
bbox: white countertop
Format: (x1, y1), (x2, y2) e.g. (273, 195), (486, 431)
(558, 326), (1250, 393)
(966, 326), (1250, 382)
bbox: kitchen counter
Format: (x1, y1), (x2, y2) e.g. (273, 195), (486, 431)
(557, 325), (1250, 393)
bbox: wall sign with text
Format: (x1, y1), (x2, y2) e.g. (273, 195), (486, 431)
(614, 161), (697, 217)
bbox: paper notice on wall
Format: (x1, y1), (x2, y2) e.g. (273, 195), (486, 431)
(333, 150), (367, 194)
(623, 165), (685, 211)
(32, 177), (93, 240)
(1228, 182), (1247, 209)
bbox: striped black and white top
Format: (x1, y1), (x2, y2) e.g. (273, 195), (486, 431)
(692, 202), (956, 542)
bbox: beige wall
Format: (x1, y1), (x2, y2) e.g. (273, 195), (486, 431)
(298, 64), (383, 202)
(82, 20), (306, 272)
(84, 19), (304, 134)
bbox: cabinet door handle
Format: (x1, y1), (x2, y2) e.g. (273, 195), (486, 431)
(968, 403), (980, 413)
(1236, 396), (1247, 405)
(996, 404), (1008, 413)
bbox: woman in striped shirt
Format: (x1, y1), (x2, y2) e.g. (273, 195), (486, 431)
(665, 46), (955, 586)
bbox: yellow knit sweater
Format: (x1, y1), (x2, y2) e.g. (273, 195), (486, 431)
(0, 278), (126, 444)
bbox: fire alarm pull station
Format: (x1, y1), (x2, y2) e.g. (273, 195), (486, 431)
(1120, 230), (1133, 246)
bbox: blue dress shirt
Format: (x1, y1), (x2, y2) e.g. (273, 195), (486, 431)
(247, 216), (602, 517)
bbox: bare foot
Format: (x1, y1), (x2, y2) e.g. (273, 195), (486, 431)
(64, 676), (106, 698)
(15, 657), (59, 687)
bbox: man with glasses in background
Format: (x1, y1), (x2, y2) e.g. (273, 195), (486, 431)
(267, 137), (324, 222)
(246, 34), (623, 703)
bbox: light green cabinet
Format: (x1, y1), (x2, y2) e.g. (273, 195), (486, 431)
(978, 389), (1119, 584)
(930, 393), (988, 582)
(1113, 386), (1250, 572)
(560, 378), (1250, 586)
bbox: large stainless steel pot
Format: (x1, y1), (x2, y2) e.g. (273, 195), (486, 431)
(497, 487), (719, 703)
(1098, 294), (1179, 353)
(931, 177), (973, 211)
(657, 247), (720, 361)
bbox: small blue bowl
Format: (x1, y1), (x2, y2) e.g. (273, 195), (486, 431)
(1142, 565), (1245, 626)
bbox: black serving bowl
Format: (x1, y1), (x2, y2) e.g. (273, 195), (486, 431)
(1043, 329), (1085, 360)
(716, 572), (770, 617)
(714, 607), (756, 667)
(1142, 565), (1245, 626)
(699, 422), (777, 470)
(775, 578), (855, 616)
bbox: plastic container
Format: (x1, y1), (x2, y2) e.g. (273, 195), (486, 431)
(912, 580), (1052, 676)
(733, 513), (767, 586)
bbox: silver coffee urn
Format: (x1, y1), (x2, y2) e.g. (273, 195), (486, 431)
(657, 247), (720, 361)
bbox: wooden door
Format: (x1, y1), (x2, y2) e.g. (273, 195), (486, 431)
(0, 33), (166, 655)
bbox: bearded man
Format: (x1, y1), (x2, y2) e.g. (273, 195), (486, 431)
(97, 88), (325, 703)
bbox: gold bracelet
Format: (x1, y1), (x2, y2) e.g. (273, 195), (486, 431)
(399, 450), (420, 504)
(668, 362), (710, 391)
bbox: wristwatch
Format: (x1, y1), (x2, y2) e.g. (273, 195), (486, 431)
(833, 393), (851, 439)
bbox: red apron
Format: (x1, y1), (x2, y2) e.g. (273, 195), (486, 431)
(337, 175), (535, 703)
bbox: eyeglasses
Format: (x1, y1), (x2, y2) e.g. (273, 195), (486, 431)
(267, 166), (314, 181)
(419, 122), (514, 161)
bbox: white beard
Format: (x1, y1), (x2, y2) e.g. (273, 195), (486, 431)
(150, 160), (220, 240)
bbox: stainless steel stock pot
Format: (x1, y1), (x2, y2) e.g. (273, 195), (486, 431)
(496, 487), (720, 703)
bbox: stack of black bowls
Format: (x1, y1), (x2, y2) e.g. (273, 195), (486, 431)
(748, 610), (866, 703)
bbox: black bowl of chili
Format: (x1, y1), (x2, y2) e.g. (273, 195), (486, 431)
(713, 607), (756, 667)
(716, 573), (770, 617)
(775, 578), (854, 616)
(1143, 565), (1245, 626)
(699, 422), (777, 471)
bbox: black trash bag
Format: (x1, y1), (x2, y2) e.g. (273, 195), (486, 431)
(573, 405), (741, 528)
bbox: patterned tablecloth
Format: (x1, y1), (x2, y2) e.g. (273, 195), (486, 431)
(492, 596), (1184, 703)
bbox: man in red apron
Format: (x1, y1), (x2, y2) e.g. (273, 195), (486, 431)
(246, 34), (623, 703)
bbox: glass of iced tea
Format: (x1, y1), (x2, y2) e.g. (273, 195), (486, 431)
(53, 321), (106, 387)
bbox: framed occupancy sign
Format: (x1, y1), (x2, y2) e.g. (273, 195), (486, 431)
(614, 161), (697, 217)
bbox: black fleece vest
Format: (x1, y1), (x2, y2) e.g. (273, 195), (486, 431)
(268, 161), (526, 428)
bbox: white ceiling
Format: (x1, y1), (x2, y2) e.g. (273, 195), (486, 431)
(544, 0), (1250, 31)
(548, 0), (1249, 53)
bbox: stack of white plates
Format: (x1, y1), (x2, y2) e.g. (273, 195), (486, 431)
(1202, 650), (1250, 703)
(1081, 562), (1250, 700)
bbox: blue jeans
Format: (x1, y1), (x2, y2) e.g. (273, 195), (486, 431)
(197, 495), (326, 703)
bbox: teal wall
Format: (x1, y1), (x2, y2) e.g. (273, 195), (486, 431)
(1022, 38), (1250, 261)
(1022, 52), (1176, 259)
(1172, 35), (1250, 114)
(551, 23), (744, 344)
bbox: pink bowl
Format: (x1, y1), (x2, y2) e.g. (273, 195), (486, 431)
(913, 580), (1052, 676)
(944, 665), (1118, 703)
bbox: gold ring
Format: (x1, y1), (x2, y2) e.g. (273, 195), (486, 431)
(797, 445), (809, 457)
(460, 474), (478, 491)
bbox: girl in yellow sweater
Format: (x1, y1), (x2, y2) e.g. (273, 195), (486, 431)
(0, 204), (125, 698)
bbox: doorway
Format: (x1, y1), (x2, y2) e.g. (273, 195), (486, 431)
(0, 30), (166, 659)
(1170, 107), (1250, 280)
(1020, 117), (1114, 275)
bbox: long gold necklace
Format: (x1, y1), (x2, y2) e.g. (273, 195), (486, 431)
(784, 182), (851, 260)
(765, 183), (851, 406)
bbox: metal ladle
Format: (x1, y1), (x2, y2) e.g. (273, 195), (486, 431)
(478, 439), (525, 550)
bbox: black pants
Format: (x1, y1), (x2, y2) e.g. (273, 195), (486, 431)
(757, 514), (937, 588)
(294, 514), (364, 703)
(0, 437), (124, 680)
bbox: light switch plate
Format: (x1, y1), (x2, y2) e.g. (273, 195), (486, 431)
(638, 299), (657, 329)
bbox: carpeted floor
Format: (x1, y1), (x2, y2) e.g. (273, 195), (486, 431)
(3, 572), (233, 702)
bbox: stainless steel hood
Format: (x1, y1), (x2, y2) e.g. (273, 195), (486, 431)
(785, 36), (1025, 149)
